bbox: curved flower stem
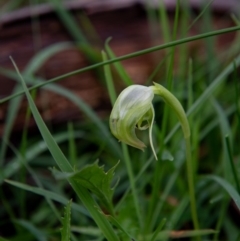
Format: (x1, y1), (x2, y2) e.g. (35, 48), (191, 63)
(151, 83), (200, 238)
(185, 137), (200, 235)
(151, 83), (190, 139)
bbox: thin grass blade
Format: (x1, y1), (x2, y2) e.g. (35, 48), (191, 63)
(105, 39), (133, 86)
(225, 135), (240, 193)
(10, 57), (120, 241)
(1, 26), (240, 104)
(204, 175), (240, 210)
(5, 179), (88, 215)
(102, 50), (117, 105)
(0, 68), (122, 158)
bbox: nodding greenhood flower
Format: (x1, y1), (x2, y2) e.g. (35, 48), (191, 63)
(109, 82), (190, 161)
(109, 85), (157, 159)
(110, 83), (199, 232)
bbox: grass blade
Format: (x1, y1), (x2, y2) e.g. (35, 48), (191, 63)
(225, 135), (240, 193)
(50, 0), (87, 44)
(212, 98), (232, 180)
(158, 0), (170, 43)
(0, 85), (23, 165)
(10, 57), (120, 241)
(5, 179), (88, 215)
(0, 42), (73, 165)
(102, 50), (117, 105)
(204, 175), (240, 210)
(67, 122), (77, 167)
(1, 25), (240, 104)
(105, 38), (133, 86)
(150, 218), (167, 241)
(1, 131), (83, 183)
(0, 68), (122, 158)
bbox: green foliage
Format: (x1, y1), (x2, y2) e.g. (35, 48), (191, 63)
(72, 161), (119, 214)
(10, 57), (120, 241)
(5, 179), (88, 215)
(1, 1), (240, 241)
(204, 175), (240, 210)
(61, 200), (72, 241)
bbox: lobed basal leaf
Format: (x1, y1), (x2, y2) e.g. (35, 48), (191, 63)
(71, 161), (119, 213)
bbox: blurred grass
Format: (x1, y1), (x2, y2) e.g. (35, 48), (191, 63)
(1, 1), (240, 240)
(10, 56), (120, 241)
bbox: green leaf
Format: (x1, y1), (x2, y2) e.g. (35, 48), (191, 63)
(106, 215), (133, 240)
(0, 68), (122, 158)
(1, 131), (83, 184)
(50, 0), (87, 43)
(61, 200), (72, 241)
(10, 57), (120, 241)
(72, 161), (119, 214)
(0, 85), (23, 164)
(0, 42), (73, 163)
(102, 50), (117, 105)
(5, 179), (88, 216)
(150, 218), (167, 241)
(204, 175), (240, 210)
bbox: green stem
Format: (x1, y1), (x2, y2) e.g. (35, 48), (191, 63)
(147, 5), (179, 228)
(102, 50), (143, 228)
(185, 137), (200, 234)
(213, 196), (228, 241)
(145, 158), (163, 233)
(151, 83), (190, 138)
(122, 143), (143, 229)
(151, 83), (200, 239)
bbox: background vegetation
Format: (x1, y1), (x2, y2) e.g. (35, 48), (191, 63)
(0, 0), (240, 240)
